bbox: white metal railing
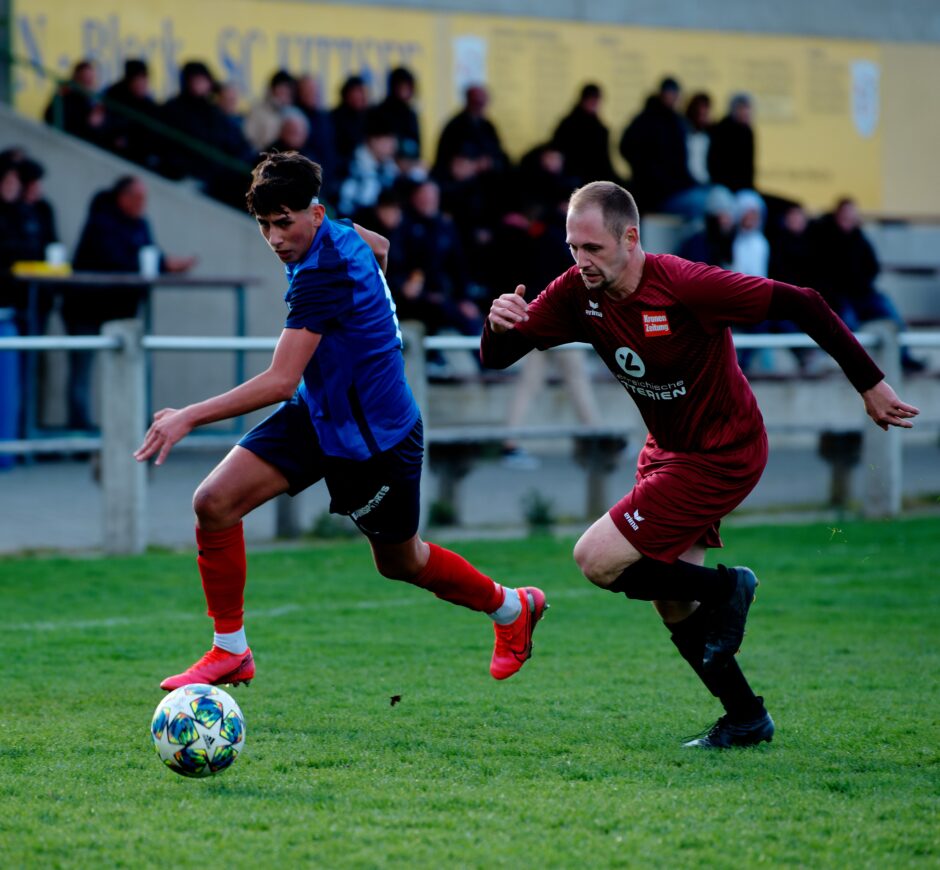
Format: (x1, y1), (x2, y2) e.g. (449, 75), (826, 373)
(0, 320), (936, 552)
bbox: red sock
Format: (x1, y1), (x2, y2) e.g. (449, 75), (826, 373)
(196, 522), (246, 633)
(410, 543), (504, 613)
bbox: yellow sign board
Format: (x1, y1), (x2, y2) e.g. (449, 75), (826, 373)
(12, 1), (939, 213)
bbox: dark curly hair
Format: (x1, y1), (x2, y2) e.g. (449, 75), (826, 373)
(246, 151), (323, 216)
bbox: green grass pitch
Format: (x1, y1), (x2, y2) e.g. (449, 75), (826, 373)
(1, 518), (937, 867)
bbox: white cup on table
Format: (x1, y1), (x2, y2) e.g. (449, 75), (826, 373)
(138, 245), (161, 278)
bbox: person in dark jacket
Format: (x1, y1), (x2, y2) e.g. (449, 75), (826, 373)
(368, 67), (421, 161)
(330, 75), (370, 182)
(434, 85), (508, 177)
(619, 77), (706, 217)
(708, 93), (755, 194)
(159, 60), (254, 199)
(103, 58), (162, 170)
(64, 176), (196, 428)
(550, 83), (620, 187)
(294, 75), (339, 200)
(808, 198), (925, 372)
(43, 59), (108, 147)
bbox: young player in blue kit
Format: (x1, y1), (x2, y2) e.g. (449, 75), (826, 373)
(135, 152), (546, 689)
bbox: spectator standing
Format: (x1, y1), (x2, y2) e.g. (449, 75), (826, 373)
(337, 117), (400, 217)
(808, 198), (925, 372)
(708, 94), (755, 194)
(268, 110), (316, 161)
(550, 83), (620, 187)
(244, 70), (297, 152)
(619, 77), (706, 218)
(677, 185), (736, 269)
(396, 179), (482, 374)
(43, 60), (108, 146)
(294, 75), (338, 200)
(434, 85), (508, 177)
(330, 75), (370, 181)
(103, 59), (162, 170)
(160, 61), (255, 206)
(684, 92), (713, 186)
(65, 176), (196, 429)
(369, 67), (421, 160)
(0, 160), (27, 314)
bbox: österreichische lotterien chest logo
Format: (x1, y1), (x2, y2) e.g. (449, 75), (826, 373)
(615, 346), (645, 378)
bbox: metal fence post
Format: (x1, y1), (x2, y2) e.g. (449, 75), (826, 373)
(101, 319), (147, 554)
(861, 320), (902, 518)
(400, 321), (427, 423)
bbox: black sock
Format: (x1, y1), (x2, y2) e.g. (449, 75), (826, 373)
(610, 557), (735, 603)
(668, 607), (764, 721)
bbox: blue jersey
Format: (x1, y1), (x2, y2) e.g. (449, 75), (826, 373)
(283, 216), (418, 460)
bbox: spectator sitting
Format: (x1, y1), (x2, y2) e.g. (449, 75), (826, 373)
(64, 176), (196, 429)
(769, 204), (815, 287)
(337, 117), (400, 217)
(677, 185), (736, 268)
(768, 204), (826, 373)
(434, 84), (508, 178)
(244, 70), (296, 152)
(396, 179), (482, 376)
(160, 61), (255, 206)
(330, 75), (370, 181)
(369, 67), (421, 161)
(684, 92), (713, 186)
(708, 93), (756, 194)
(732, 190), (806, 374)
(619, 76), (708, 218)
(103, 58), (162, 170)
(394, 138), (429, 187)
(808, 197), (925, 372)
(267, 109), (316, 160)
(294, 74), (338, 199)
(215, 81), (246, 135)
(43, 59), (108, 146)
(434, 145), (502, 295)
(550, 83), (620, 187)
(731, 190), (769, 278)
(351, 188), (407, 284)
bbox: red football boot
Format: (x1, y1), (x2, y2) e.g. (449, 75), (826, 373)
(160, 646), (255, 691)
(490, 587), (548, 680)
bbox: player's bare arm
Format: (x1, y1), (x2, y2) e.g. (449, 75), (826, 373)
(487, 284), (529, 333)
(862, 380), (920, 430)
(353, 223), (390, 273)
(134, 327), (321, 465)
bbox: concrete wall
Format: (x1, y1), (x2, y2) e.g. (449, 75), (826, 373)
(318, 0), (940, 42)
(0, 104), (284, 423)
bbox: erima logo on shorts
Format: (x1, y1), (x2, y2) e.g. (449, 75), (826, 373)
(615, 346), (645, 378)
(624, 508), (644, 531)
(351, 485), (391, 520)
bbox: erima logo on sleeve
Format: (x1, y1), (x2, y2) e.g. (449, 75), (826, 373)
(624, 508), (645, 531)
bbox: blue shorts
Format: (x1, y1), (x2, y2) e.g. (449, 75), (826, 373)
(238, 395), (423, 544)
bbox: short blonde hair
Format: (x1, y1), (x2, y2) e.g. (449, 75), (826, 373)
(569, 181), (639, 240)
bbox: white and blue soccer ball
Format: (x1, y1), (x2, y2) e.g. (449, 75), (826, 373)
(150, 684), (246, 778)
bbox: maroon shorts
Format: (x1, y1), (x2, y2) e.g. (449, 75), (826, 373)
(609, 432), (768, 563)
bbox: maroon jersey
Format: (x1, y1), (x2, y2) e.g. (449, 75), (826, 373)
(505, 254), (772, 452)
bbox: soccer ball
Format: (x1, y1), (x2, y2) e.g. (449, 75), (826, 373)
(150, 684), (246, 778)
